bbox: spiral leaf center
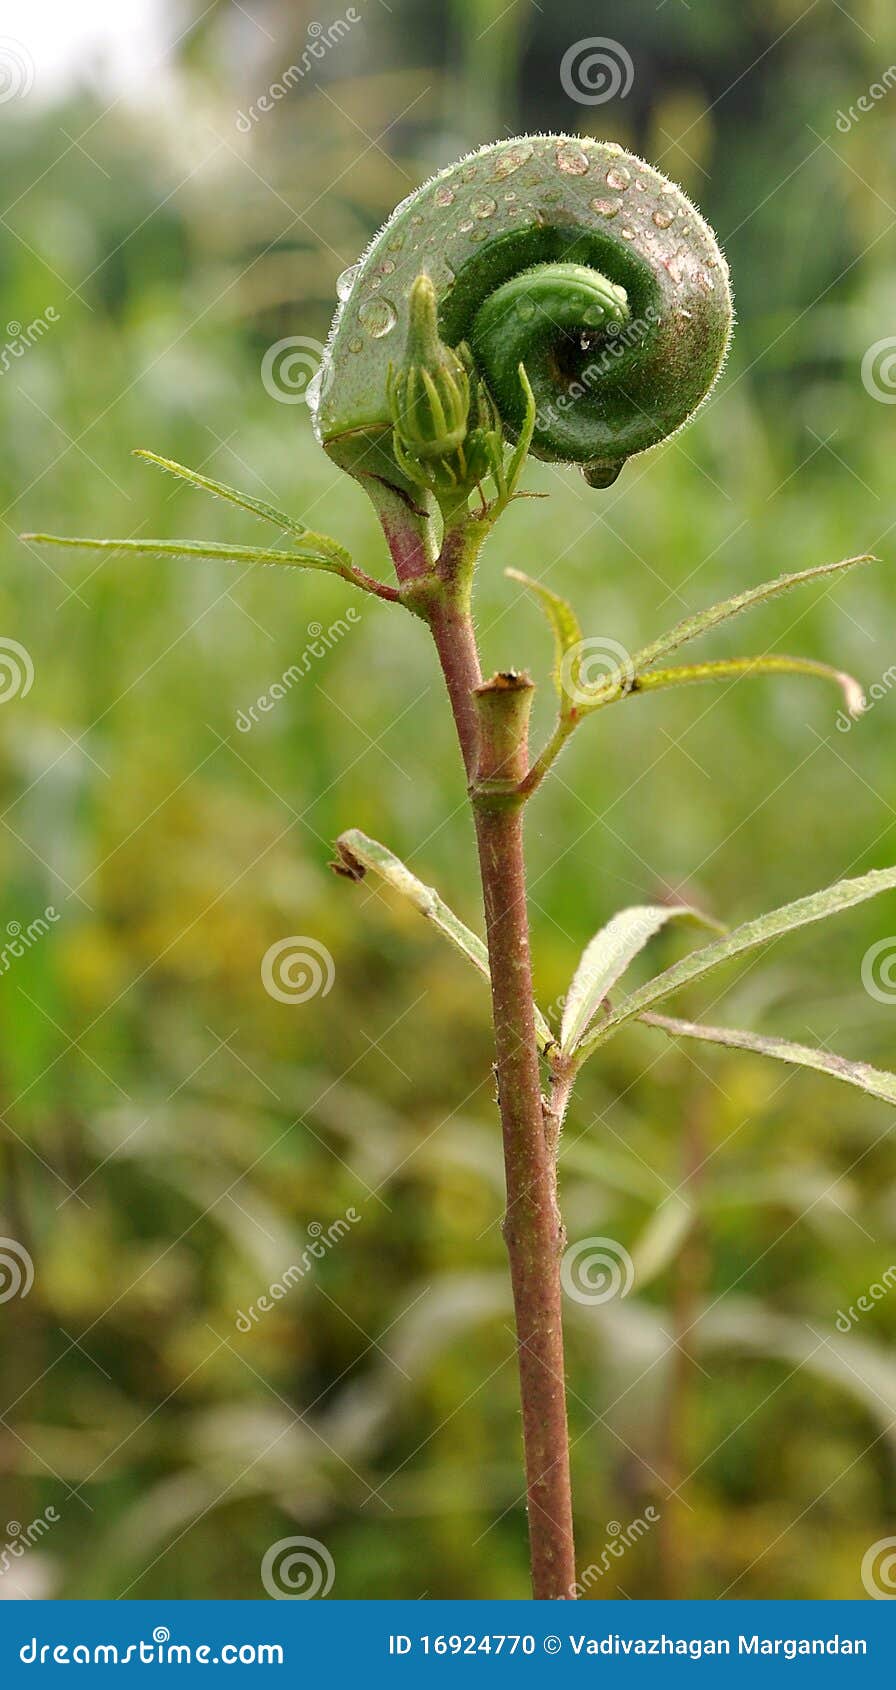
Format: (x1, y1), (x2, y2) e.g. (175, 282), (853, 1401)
(470, 263), (633, 476)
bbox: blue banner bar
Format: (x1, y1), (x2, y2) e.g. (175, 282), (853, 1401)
(0, 1601), (892, 1683)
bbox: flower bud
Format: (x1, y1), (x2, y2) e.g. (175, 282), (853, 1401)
(388, 274), (471, 469)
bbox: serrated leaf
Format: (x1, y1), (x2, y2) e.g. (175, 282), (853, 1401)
(627, 655), (866, 719)
(505, 568), (583, 707)
(575, 864), (896, 1064)
(631, 553), (877, 676)
(19, 534), (346, 572)
(134, 449), (313, 543)
(560, 903), (724, 1055)
(333, 828), (556, 1056)
(640, 1011), (896, 1107)
(521, 555), (880, 795)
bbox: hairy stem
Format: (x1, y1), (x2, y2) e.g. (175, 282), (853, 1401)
(425, 579), (483, 779)
(426, 590), (576, 1600)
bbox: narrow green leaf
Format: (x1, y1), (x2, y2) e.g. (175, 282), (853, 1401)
(504, 362), (537, 499)
(20, 534), (343, 572)
(560, 903), (724, 1055)
(641, 1011), (896, 1108)
(625, 655), (866, 718)
(520, 554), (877, 724)
(576, 864), (896, 1063)
(505, 567), (583, 706)
(333, 828), (557, 1057)
(521, 555), (879, 794)
(134, 449), (313, 543)
(631, 553), (877, 676)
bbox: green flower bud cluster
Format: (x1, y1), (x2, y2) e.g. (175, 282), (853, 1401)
(387, 274), (503, 502)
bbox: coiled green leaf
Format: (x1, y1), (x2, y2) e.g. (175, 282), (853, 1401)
(314, 135), (733, 495)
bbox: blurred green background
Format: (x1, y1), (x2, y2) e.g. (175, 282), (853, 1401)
(2, 0), (896, 1601)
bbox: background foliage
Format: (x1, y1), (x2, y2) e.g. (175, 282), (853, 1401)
(2, 0), (896, 1599)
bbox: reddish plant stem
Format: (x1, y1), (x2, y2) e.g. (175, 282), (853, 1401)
(426, 590), (577, 1600)
(425, 586), (483, 778)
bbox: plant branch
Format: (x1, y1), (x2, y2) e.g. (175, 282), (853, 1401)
(331, 826), (557, 1056)
(607, 654), (865, 715)
(21, 532), (402, 603)
(520, 654), (865, 798)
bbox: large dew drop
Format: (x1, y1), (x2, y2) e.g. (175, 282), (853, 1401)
(357, 298), (397, 338)
(336, 264), (359, 302)
(305, 366), (323, 411)
(492, 142), (534, 180)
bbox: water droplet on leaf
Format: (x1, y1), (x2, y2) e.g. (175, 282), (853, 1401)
(556, 143), (590, 176)
(358, 298), (397, 337)
(305, 367), (323, 409)
(493, 142), (534, 179)
(584, 459), (624, 489)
